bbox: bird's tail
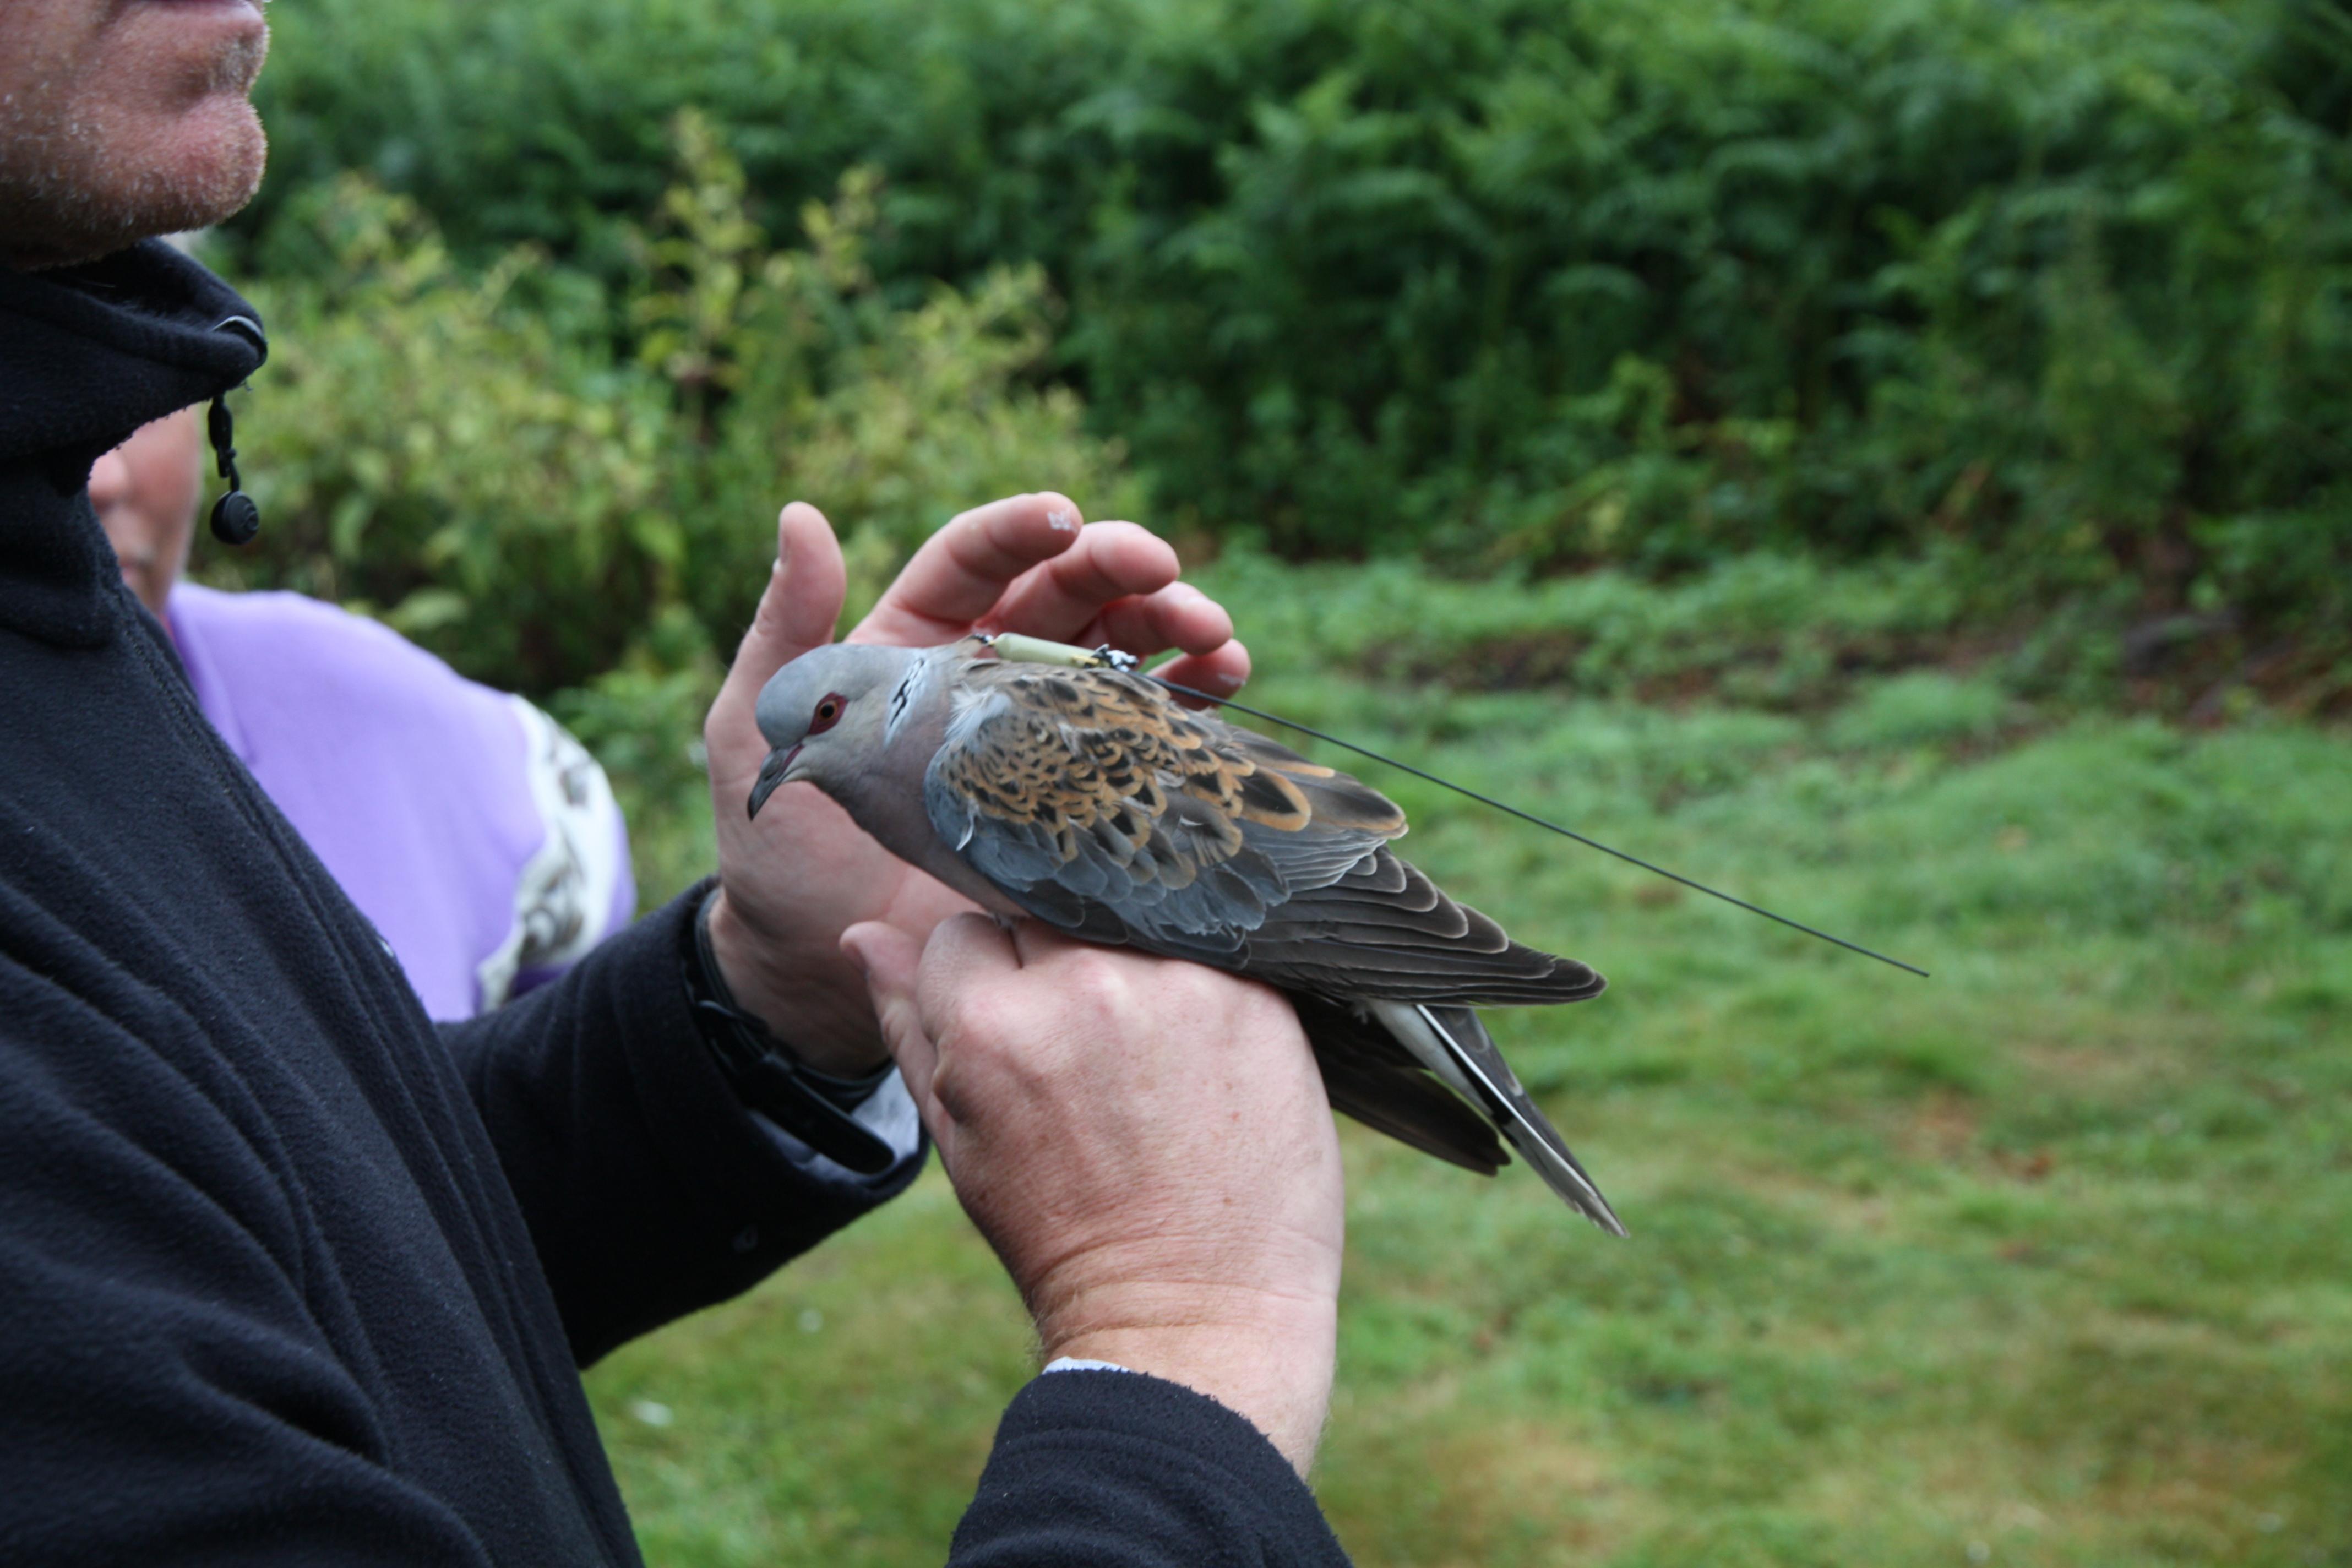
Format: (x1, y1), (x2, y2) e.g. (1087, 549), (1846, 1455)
(1291, 992), (1508, 1175)
(1369, 1000), (1627, 1237)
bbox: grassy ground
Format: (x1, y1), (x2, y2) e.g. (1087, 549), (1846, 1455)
(582, 557), (2351, 1567)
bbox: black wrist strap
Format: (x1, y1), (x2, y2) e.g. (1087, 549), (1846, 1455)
(680, 883), (899, 1175)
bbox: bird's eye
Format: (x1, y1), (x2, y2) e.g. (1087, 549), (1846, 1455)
(808, 693), (848, 734)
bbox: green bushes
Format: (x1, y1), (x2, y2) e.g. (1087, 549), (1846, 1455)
(236, 0), (2351, 628)
(210, 123), (1135, 698)
(216, 179), (675, 692)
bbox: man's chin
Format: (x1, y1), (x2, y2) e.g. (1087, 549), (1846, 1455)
(157, 99), (271, 232)
(0, 107), (267, 270)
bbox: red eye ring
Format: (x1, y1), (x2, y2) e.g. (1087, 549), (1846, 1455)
(808, 692), (848, 734)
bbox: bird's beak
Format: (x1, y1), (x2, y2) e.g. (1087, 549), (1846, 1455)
(746, 745), (801, 820)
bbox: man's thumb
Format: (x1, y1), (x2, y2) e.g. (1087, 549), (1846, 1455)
(840, 922), (935, 1103)
(729, 503), (847, 696)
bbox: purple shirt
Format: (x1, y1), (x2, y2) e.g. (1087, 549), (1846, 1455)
(167, 584), (635, 1021)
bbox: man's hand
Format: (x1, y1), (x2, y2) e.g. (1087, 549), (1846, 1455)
(703, 495), (1250, 1076)
(843, 917), (1346, 1474)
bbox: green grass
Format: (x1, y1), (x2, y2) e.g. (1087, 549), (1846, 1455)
(583, 559), (2351, 1567)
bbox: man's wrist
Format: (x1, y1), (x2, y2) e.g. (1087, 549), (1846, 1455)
(682, 885), (908, 1175)
(704, 885), (890, 1077)
(1039, 1289), (1338, 1476)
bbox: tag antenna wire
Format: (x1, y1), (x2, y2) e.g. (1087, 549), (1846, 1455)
(1147, 673), (1929, 979)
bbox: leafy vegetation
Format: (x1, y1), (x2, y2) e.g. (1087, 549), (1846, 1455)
(208, 124), (1136, 698)
(237, 0), (2351, 632)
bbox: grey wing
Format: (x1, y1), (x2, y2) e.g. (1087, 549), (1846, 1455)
(923, 662), (1602, 1005)
(921, 678), (1298, 962)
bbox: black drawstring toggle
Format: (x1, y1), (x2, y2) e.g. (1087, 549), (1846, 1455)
(207, 315), (265, 547)
(206, 395), (259, 546)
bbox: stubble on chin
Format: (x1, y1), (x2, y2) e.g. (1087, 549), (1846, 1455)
(0, 30), (271, 270)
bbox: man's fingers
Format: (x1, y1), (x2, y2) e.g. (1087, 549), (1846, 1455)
(841, 505), (1245, 707)
(978, 522), (1180, 641)
(1147, 640), (1253, 705)
(851, 494), (1086, 647)
(1083, 580), (1234, 661)
(995, 538), (1252, 704)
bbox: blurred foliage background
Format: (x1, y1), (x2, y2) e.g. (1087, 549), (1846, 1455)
(188, 0), (2348, 1561)
(217, 0), (2352, 694)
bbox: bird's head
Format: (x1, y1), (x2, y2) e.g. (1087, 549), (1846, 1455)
(747, 643), (922, 819)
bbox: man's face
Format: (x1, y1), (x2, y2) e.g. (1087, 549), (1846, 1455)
(0, 0), (270, 269)
(90, 407), (205, 617)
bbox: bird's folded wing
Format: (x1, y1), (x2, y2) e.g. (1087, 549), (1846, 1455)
(923, 663), (1603, 1006)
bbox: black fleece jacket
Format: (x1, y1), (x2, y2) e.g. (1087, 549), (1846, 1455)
(0, 242), (1352, 1566)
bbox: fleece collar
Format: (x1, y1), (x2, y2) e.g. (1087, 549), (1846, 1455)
(0, 242), (265, 647)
